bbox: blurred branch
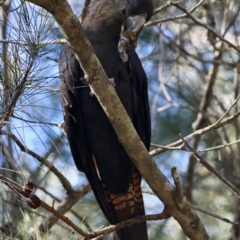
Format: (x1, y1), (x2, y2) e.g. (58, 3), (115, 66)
(0, 139), (21, 174)
(0, 38), (66, 45)
(39, 183), (92, 233)
(150, 109), (240, 156)
(192, 46), (223, 130)
(197, 138), (240, 153)
(1, 59), (34, 127)
(0, 223), (23, 240)
(2, 198), (71, 232)
(203, 3), (216, 45)
(231, 199), (240, 239)
(147, 1), (240, 54)
(183, 0), (236, 203)
(153, 0), (180, 15)
(81, 0), (91, 23)
(0, 0), (7, 6)
(142, 191), (238, 225)
(0, 175), (171, 239)
(171, 2), (240, 53)
(0, 176), (89, 238)
(87, 210), (171, 239)
(146, 0), (206, 25)
(0, 130), (73, 192)
(192, 205), (238, 225)
(37, 184), (93, 231)
(180, 134), (240, 198)
(151, 143), (183, 151)
(215, 95), (240, 125)
(151, 135), (240, 153)
(185, 46), (223, 201)
(12, 114), (62, 127)
(163, 32), (238, 67)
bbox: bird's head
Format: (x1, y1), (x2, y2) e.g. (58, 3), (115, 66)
(82, 0), (153, 45)
(121, 0), (153, 47)
(124, 0), (153, 22)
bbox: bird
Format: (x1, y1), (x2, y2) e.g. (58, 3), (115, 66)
(59, 0), (152, 239)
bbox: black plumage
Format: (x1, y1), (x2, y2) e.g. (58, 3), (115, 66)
(59, 0), (152, 239)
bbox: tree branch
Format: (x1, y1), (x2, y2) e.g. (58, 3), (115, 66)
(39, 183), (91, 233)
(180, 134), (240, 198)
(0, 129), (73, 193)
(150, 110), (240, 156)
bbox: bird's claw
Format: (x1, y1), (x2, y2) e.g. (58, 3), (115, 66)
(58, 121), (67, 136)
(89, 90), (95, 97)
(109, 78), (115, 87)
(118, 36), (130, 62)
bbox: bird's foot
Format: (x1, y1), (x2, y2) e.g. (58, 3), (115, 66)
(109, 78), (115, 87)
(118, 36), (130, 62)
(89, 90), (95, 97)
(58, 121), (67, 136)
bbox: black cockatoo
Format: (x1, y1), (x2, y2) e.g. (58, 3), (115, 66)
(59, 0), (153, 239)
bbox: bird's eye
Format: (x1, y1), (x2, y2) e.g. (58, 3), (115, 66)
(121, 8), (126, 15)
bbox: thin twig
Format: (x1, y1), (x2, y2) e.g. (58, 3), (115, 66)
(0, 175), (171, 239)
(0, 139), (22, 175)
(146, 1), (240, 54)
(0, 38), (66, 45)
(0, 130), (73, 193)
(1, 60), (34, 127)
(46, 56), (59, 63)
(153, 1), (180, 15)
(142, 190), (238, 225)
(39, 183), (92, 233)
(180, 134), (240, 199)
(86, 210), (171, 239)
(215, 94), (240, 125)
(146, 0), (206, 26)
(0, 176), (89, 238)
(150, 110), (240, 156)
(81, 0), (91, 23)
(198, 138), (240, 153)
(151, 143), (184, 150)
(192, 205), (238, 225)
(171, 2), (240, 53)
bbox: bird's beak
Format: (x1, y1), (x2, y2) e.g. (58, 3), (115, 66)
(118, 13), (147, 61)
(126, 13), (147, 36)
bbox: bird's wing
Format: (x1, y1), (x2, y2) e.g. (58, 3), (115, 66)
(59, 44), (118, 222)
(128, 49), (151, 150)
(59, 44), (150, 239)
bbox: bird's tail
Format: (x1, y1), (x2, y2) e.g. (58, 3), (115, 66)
(109, 171), (148, 240)
(117, 221), (148, 240)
